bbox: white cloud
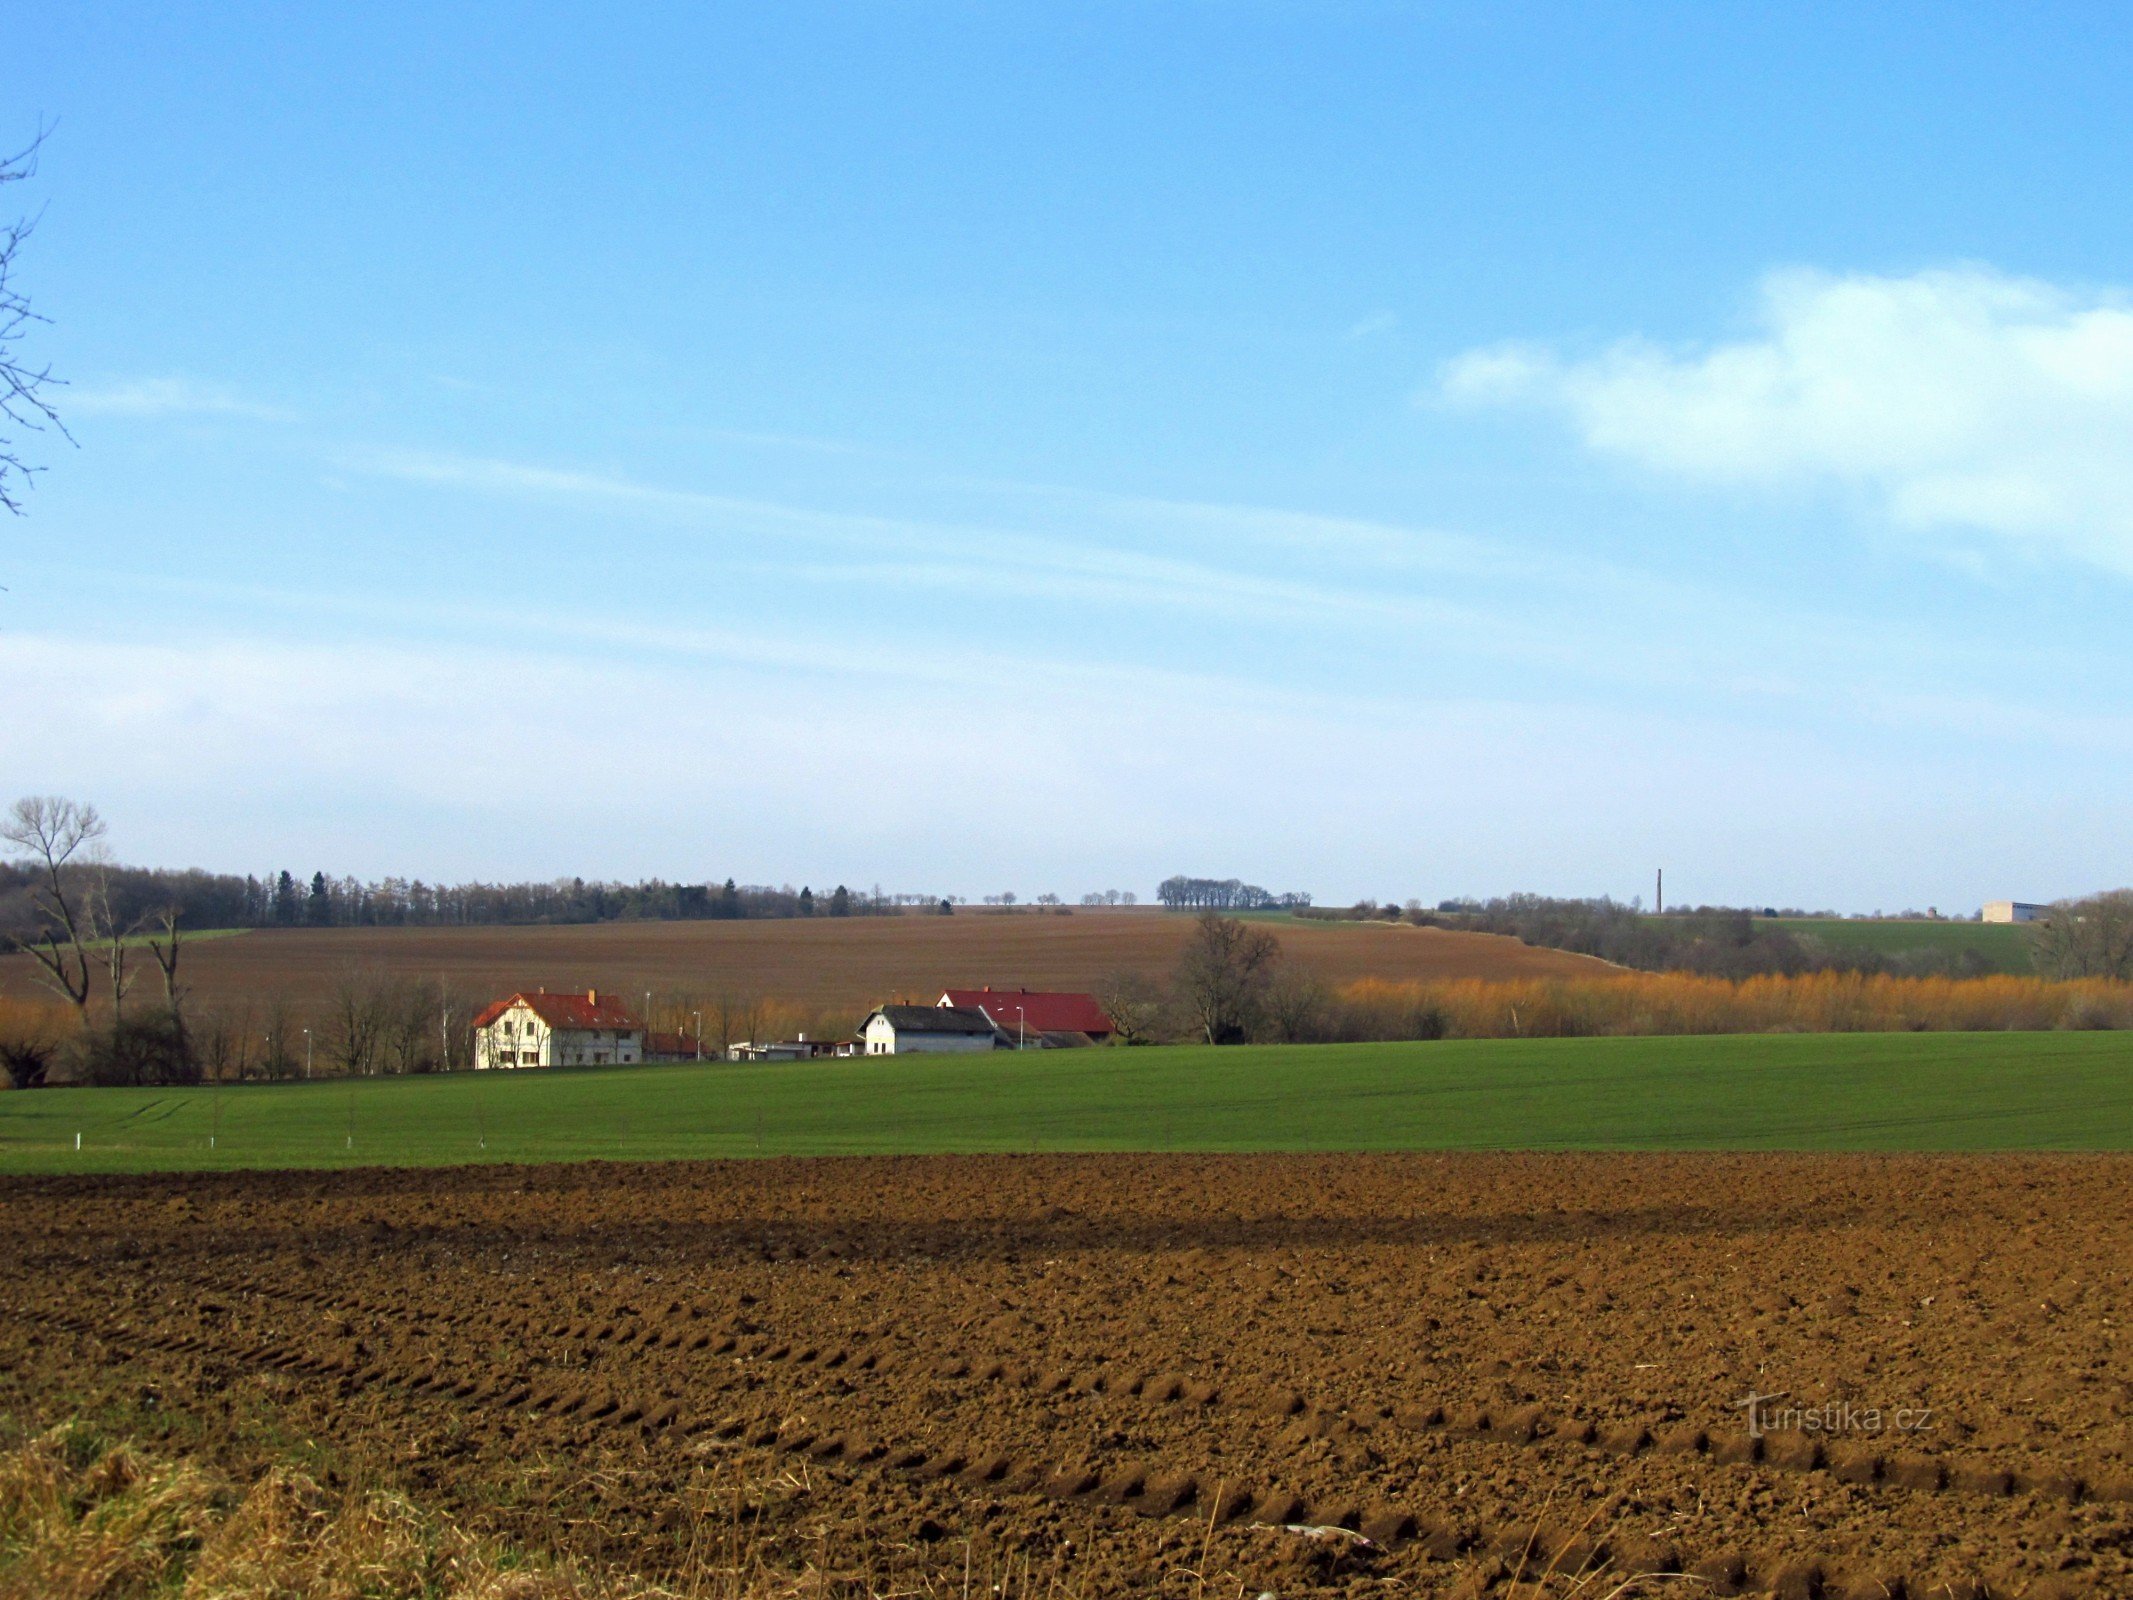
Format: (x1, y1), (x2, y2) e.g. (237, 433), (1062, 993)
(1439, 266), (2133, 573)
(66, 377), (291, 421)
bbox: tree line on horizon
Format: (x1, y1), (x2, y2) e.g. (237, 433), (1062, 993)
(0, 860), (937, 937)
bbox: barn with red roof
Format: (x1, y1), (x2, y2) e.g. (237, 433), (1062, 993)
(937, 986), (1114, 1045)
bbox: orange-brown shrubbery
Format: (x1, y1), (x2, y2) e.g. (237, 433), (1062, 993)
(1332, 971), (2133, 1042)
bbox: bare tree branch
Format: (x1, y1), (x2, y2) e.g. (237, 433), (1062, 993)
(1, 794), (104, 1020)
(1, 123), (70, 516)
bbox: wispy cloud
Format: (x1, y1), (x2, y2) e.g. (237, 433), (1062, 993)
(65, 377), (292, 422)
(1439, 265), (2133, 575)
(1344, 310), (1400, 341)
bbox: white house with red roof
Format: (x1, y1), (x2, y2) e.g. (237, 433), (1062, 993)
(473, 988), (644, 1069)
(938, 987), (1114, 1046)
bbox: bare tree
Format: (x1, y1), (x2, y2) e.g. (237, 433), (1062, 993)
(1173, 911), (1282, 1045)
(380, 976), (445, 1074)
(325, 970), (390, 1075)
(1262, 968), (1335, 1043)
(1094, 969), (1168, 1046)
(710, 991), (765, 1057)
(259, 995), (298, 1081)
(1, 795), (104, 1024)
(87, 864), (151, 1022)
(145, 906), (184, 1013)
(2030, 891), (2133, 981)
(1, 128), (67, 515)
(194, 998), (257, 1083)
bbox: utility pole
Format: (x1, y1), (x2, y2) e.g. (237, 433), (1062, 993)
(692, 1010), (702, 1060)
(303, 1027), (312, 1078)
(1656, 868), (1664, 916)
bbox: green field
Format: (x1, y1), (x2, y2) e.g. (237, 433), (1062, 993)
(1757, 916), (2035, 973)
(2, 1031), (2130, 1174)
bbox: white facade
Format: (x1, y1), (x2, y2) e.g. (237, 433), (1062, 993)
(475, 1000), (643, 1069)
(1982, 900), (2049, 924)
(860, 1011), (999, 1056)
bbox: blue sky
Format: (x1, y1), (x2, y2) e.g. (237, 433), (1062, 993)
(6, 3), (2131, 910)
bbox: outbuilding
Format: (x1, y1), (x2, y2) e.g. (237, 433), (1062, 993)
(858, 1004), (1000, 1056)
(938, 986), (1114, 1045)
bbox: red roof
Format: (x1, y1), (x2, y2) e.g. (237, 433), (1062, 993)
(938, 987), (1112, 1037)
(472, 990), (642, 1032)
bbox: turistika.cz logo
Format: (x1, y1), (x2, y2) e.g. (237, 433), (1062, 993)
(1733, 1391), (1934, 1440)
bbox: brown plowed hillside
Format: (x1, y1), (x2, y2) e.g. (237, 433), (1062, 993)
(0, 909), (1612, 1014)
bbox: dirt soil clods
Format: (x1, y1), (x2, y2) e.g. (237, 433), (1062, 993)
(4, 1152), (2129, 1597)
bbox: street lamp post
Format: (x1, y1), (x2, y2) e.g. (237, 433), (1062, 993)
(302, 1027), (312, 1079)
(692, 1011), (702, 1060)
(1016, 1005), (1025, 1051)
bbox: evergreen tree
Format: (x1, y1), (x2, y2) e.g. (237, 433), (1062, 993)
(273, 870), (300, 926)
(798, 885), (814, 916)
(306, 870), (331, 926)
(830, 884), (851, 917)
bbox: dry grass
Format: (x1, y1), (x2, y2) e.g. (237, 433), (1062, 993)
(0, 1423), (1682, 1600)
(1341, 969), (2133, 1037)
(0, 1422), (654, 1600)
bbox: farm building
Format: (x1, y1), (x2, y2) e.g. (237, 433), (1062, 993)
(473, 989), (643, 1069)
(1983, 901), (2050, 924)
(727, 1037), (836, 1062)
(939, 986), (1113, 1046)
(859, 1004), (1001, 1055)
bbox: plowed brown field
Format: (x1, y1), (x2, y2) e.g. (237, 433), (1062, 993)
(9, 1153), (2126, 1598)
(0, 910), (1613, 1016)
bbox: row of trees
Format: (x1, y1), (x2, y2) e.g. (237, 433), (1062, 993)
(0, 863), (919, 937)
(1154, 876), (1311, 911)
(1418, 890), (2133, 982)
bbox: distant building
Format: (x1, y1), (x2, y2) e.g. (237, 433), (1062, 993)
(644, 1030), (702, 1062)
(1982, 901), (2050, 924)
(727, 1037), (835, 1063)
(473, 989), (642, 1069)
(858, 1004), (1000, 1056)
(938, 987), (1114, 1046)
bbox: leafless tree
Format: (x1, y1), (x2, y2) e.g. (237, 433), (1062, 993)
(380, 976), (446, 1074)
(1173, 911), (1282, 1045)
(259, 995), (299, 1080)
(1261, 968), (1335, 1043)
(2030, 891), (2133, 981)
(1, 128), (67, 515)
(1094, 969), (1168, 1046)
(326, 969), (390, 1075)
(710, 991), (765, 1057)
(1, 795), (104, 1024)
(86, 865), (152, 1022)
(145, 906), (184, 1013)
(194, 998), (257, 1083)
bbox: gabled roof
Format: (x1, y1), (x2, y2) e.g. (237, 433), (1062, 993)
(939, 987), (1113, 1035)
(472, 990), (642, 1032)
(868, 1003), (998, 1036)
